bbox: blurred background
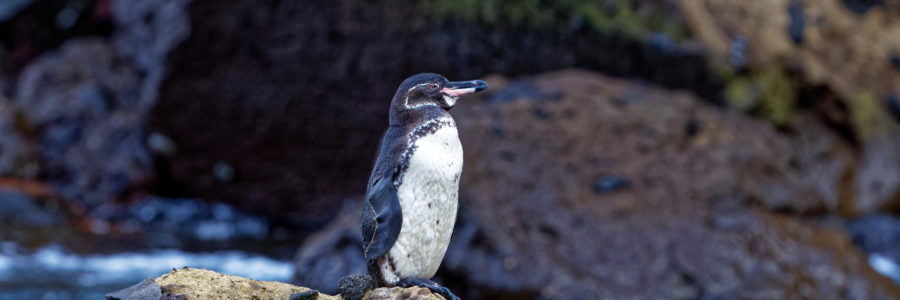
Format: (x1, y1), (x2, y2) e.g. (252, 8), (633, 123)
(0, 0), (899, 299)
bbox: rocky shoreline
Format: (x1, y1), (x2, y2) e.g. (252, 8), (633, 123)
(1, 0), (898, 299)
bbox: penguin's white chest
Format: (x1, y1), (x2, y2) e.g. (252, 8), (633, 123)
(384, 125), (462, 283)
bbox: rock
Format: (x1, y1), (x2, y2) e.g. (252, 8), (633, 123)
(289, 289), (319, 300)
(782, 114), (857, 214)
(840, 0), (887, 14)
(154, 268), (323, 300)
(338, 274), (376, 300)
(0, 0), (113, 74)
(110, 0), (191, 74)
(105, 278), (162, 300)
(7, 0), (192, 212)
(293, 70), (900, 299)
(454, 70), (900, 298)
(848, 214), (900, 263)
(102, 195), (270, 248)
(364, 287), (443, 300)
(678, 0), (900, 213)
(114, 267), (434, 300)
(13, 38), (153, 209)
(679, 0), (900, 96)
(0, 98), (39, 178)
(853, 136), (900, 213)
(0, 189), (63, 227)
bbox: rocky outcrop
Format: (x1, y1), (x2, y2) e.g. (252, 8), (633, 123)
(13, 39), (154, 208)
(293, 70), (900, 299)
(1, 0), (191, 211)
(679, 0), (900, 214)
(107, 268), (442, 300)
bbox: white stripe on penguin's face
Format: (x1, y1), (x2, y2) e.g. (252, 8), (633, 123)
(405, 83), (440, 109)
(442, 95), (458, 107)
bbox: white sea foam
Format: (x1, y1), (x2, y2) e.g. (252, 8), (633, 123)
(869, 253), (900, 283)
(0, 245), (294, 286)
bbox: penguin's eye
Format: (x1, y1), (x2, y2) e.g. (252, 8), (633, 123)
(427, 83), (439, 90)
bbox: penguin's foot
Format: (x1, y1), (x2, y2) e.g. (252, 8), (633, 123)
(397, 278), (460, 300)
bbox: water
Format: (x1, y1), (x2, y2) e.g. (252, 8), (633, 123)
(0, 242), (294, 300)
(870, 253), (900, 284)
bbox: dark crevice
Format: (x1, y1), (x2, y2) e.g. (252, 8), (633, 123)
(0, 0), (113, 79)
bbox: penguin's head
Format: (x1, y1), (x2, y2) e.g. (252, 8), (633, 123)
(395, 73), (488, 110)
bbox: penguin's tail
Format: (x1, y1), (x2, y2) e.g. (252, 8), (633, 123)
(338, 273), (376, 300)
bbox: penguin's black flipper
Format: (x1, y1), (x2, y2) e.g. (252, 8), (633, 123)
(361, 176), (403, 260)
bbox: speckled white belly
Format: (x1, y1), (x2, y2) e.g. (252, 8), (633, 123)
(383, 125), (462, 283)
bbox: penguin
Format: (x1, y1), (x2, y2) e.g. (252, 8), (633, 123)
(361, 73), (487, 300)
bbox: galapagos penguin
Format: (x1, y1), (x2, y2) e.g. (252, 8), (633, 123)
(361, 73), (487, 300)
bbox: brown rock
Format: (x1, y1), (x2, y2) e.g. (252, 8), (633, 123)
(680, 0), (900, 94)
(155, 268), (322, 300)
(149, 267), (440, 300)
(447, 70), (900, 298)
(364, 287), (443, 300)
(677, 0), (900, 213)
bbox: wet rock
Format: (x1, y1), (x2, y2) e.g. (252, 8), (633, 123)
(119, 196), (269, 245)
(848, 214), (900, 262)
(44, 195), (276, 252)
(105, 278), (161, 300)
(289, 289), (319, 300)
(294, 70), (900, 299)
(159, 294), (187, 300)
(0, 189), (63, 227)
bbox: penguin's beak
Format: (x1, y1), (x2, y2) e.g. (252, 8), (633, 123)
(442, 80), (488, 97)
